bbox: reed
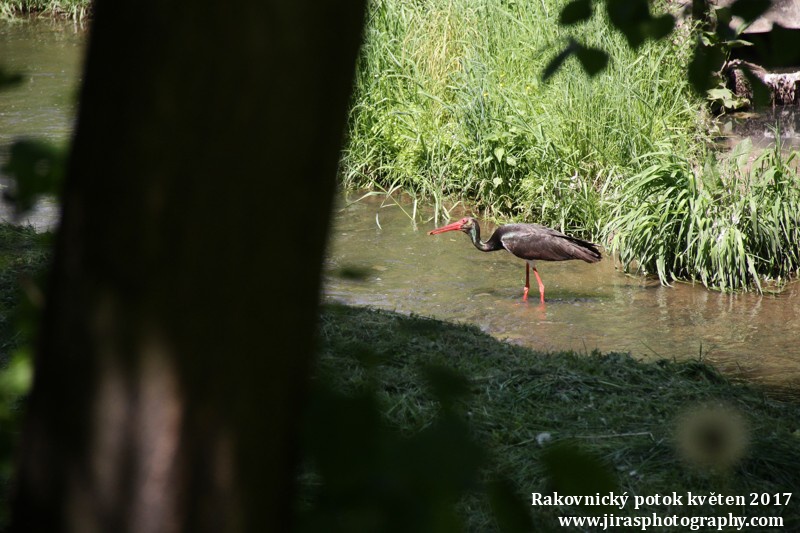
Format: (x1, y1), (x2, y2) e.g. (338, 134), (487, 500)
(608, 137), (800, 292)
(342, 0), (704, 234)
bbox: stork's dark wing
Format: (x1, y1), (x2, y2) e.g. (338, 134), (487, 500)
(498, 224), (601, 263)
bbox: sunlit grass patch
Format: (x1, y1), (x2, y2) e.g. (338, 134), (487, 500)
(342, 0), (704, 234)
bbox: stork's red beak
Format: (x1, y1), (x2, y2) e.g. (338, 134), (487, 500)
(428, 221), (464, 235)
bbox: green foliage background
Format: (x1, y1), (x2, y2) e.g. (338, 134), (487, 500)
(343, 0), (703, 226)
(341, 0), (800, 291)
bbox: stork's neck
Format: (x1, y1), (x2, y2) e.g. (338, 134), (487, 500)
(468, 222), (503, 252)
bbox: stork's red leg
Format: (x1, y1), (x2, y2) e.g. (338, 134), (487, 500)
(532, 266), (545, 304)
(523, 262), (530, 301)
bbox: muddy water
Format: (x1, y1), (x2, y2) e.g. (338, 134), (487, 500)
(0, 18), (86, 230)
(718, 105), (800, 151)
(0, 18), (84, 143)
(324, 196), (800, 398)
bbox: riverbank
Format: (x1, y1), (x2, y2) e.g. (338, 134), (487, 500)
(342, 0), (800, 293)
(0, 224), (798, 528)
(0, 0), (89, 19)
(305, 303), (800, 529)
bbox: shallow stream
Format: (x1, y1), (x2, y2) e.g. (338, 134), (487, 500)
(0, 17), (85, 230)
(324, 196), (800, 398)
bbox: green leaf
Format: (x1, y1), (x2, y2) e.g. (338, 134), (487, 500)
(0, 355), (33, 400)
(559, 0), (592, 25)
(699, 31), (717, 47)
(725, 39), (754, 48)
(707, 87), (738, 109)
(493, 147), (505, 162)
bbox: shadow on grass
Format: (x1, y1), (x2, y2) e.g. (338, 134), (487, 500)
(299, 304), (800, 531)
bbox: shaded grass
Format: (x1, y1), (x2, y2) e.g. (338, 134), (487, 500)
(310, 304), (800, 530)
(0, 223), (49, 529)
(0, 224), (49, 361)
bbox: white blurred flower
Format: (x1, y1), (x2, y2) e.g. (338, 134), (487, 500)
(675, 404), (748, 470)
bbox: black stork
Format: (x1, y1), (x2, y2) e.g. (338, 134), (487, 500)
(428, 217), (601, 304)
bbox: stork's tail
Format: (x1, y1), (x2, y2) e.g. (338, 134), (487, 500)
(567, 236), (602, 263)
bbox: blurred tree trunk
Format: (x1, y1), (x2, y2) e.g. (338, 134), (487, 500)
(10, 1), (365, 531)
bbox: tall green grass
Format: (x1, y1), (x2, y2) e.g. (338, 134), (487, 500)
(608, 138), (800, 292)
(342, 0), (800, 292)
(342, 0), (705, 232)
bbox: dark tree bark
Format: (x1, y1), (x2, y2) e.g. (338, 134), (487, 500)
(11, 1), (365, 531)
